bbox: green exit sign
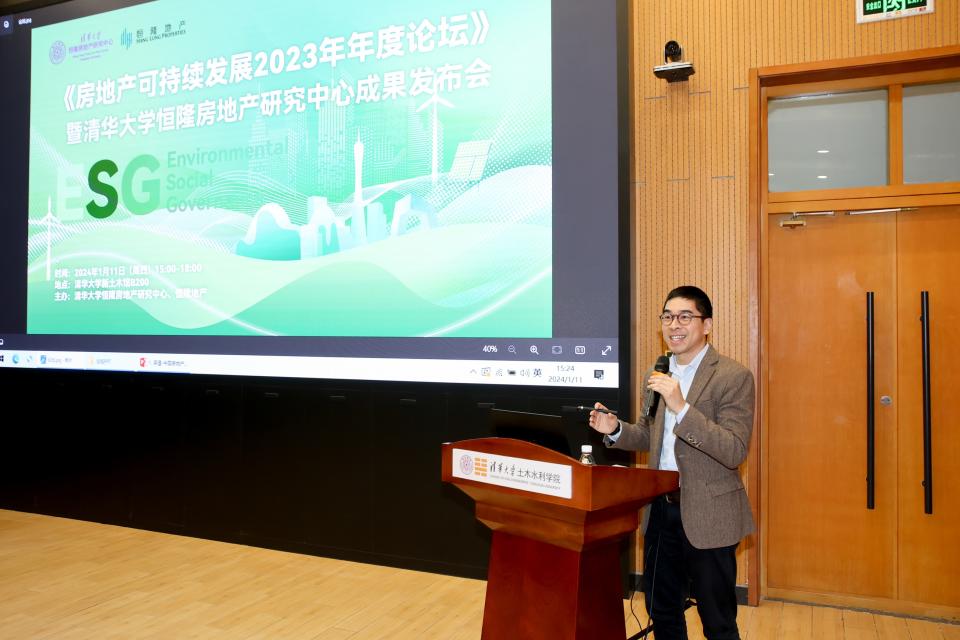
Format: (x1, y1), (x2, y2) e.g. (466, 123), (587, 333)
(858, 0), (933, 22)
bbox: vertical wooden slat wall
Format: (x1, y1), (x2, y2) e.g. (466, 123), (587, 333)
(628, 0), (960, 587)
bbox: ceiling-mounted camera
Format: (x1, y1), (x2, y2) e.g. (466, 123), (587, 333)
(664, 41), (682, 61)
(654, 40), (695, 83)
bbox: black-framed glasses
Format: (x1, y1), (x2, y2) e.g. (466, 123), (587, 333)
(658, 312), (705, 326)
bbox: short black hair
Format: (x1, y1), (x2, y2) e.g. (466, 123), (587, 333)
(663, 286), (713, 319)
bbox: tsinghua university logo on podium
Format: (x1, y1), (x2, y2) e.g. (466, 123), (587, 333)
(459, 453), (487, 478)
(457, 453), (489, 478)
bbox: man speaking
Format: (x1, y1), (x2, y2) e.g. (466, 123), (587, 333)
(588, 286), (755, 640)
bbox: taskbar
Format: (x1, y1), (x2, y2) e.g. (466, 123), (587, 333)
(0, 350), (620, 388)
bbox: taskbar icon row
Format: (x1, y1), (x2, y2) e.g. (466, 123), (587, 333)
(478, 341), (616, 359)
(0, 350), (619, 388)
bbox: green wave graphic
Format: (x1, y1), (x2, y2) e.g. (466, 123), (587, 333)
(27, 221), (551, 336)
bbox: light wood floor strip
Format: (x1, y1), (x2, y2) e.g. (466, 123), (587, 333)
(0, 510), (956, 639)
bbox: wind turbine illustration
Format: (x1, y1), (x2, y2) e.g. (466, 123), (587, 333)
(39, 196), (59, 281)
(417, 93), (454, 186)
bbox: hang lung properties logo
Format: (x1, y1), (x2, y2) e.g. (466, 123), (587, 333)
(129, 19), (188, 46)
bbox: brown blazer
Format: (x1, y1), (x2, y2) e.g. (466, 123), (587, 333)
(607, 345), (755, 549)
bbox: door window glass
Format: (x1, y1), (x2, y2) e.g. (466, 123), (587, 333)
(768, 90), (888, 192)
(903, 81), (960, 184)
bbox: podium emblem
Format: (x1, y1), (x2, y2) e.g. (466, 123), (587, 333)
(458, 454), (474, 475)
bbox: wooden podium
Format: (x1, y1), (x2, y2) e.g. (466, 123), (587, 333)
(442, 438), (679, 640)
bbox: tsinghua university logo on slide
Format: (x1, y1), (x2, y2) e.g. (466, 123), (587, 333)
(120, 28), (133, 50)
(49, 40), (66, 64)
(51, 31), (115, 63)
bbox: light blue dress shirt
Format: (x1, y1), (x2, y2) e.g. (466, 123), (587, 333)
(607, 343), (711, 474)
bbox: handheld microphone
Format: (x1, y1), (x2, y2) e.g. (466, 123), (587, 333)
(642, 355), (671, 418)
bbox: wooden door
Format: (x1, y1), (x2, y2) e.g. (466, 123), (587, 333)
(896, 205), (960, 608)
(766, 211), (899, 598)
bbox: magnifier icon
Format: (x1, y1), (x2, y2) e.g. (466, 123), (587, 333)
(508, 345), (516, 354)
(530, 345), (539, 355)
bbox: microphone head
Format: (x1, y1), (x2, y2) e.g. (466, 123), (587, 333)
(654, 354), (670, 374)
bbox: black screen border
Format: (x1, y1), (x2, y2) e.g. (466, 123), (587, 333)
(0, 0), (633, 413)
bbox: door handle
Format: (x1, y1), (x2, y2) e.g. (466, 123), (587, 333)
(920, 291), (933, 515)
(866, 292), (876, 510)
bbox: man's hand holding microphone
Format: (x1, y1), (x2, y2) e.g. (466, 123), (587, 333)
(647, 370), (685, 414)
(588, 354), (686, 435)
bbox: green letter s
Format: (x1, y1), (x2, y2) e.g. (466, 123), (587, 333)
(86, 159), (118, 219)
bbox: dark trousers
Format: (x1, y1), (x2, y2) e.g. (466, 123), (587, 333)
(643, 497), (740, 640)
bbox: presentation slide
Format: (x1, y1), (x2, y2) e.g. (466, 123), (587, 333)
(28, 0), (551, 338)
(0, 0), (626, 389)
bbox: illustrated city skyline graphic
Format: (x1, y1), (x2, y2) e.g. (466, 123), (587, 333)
(234, 93), (482, 262)
(38, 96), (495, 269)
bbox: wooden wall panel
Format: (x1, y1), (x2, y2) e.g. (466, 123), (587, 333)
(627, 0), (959, 588)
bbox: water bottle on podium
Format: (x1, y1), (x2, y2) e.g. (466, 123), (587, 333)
(579, 444), (596, 465)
